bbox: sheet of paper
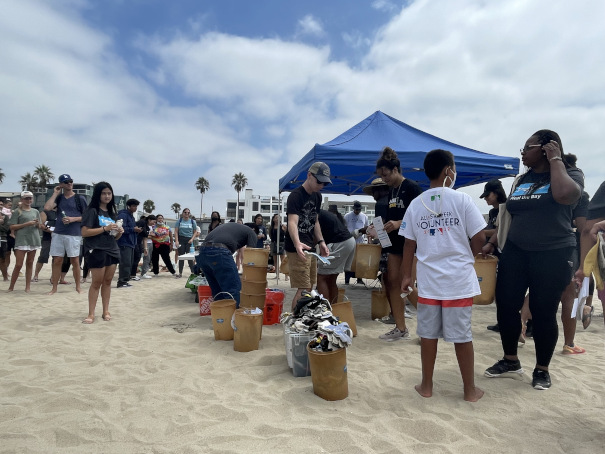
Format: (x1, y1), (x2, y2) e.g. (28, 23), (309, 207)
(305, 251), (335, 265)
(371, 216), (392, 248)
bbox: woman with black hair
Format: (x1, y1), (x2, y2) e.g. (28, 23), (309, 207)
(80, 182), (124, 324)
(208, 211), (222, 233)
(375, 146), (422, 341)
(484, 130), (583, 390)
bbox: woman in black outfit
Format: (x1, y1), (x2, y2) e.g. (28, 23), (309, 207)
(484, 130), (583, 390)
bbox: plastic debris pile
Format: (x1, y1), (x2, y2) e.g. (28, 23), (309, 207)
(281, 291), (353, 352)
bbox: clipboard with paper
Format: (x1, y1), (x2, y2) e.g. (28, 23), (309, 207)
(371, 216), (392, 248)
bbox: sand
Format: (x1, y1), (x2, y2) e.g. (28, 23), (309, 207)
(1, 261), (605, 454)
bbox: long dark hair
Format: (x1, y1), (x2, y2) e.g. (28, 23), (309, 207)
(209, 211), (221, 232)
(89, 181), (117, 218)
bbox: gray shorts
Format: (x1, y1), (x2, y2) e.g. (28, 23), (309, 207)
(50, 234), (81, 258)
(317, 237), (356, 275)
(416, 297), (473, 343)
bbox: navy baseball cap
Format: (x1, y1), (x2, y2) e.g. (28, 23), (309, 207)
(58, 174), (72, 183)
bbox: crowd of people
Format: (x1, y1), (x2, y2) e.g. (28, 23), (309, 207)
(2, 130), (604, 400)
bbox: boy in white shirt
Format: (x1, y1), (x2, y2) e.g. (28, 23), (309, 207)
(399, 149), (486, 402)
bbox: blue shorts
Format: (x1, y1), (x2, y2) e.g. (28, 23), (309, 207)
(416, 296), (473, 343)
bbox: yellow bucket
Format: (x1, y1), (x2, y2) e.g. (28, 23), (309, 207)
(371, 290), (390, 319)
(473, 254), (498, 305)
(354, 244), (382, 279)
(331, 301), (357, 337)
(210, 299), (236, 341)
(233, 308), (263, 352)
(307, 345), (348, 401)
(243, 248), (269, 267)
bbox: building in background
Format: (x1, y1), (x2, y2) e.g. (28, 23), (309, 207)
(225, 189), (286, 225)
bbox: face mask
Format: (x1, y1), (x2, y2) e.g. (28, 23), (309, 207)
(211, 217), (219, 222)
(443, 168), (457, 189)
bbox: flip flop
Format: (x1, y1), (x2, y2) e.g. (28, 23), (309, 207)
(82, 317), (94, 324)
(562, 344), (586, 354)
(582, 305), (594, 329)
(102, 313), (111, 321)
(59, 281), (71, 285)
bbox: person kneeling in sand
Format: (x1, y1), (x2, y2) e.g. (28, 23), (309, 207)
(399, 149), (486, 402)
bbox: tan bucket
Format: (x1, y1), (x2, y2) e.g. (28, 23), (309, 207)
(210, 299), (236, 341)
(242, 264), (267, 281)
(243, 248), (269, 267)
(331, 301), (357, 337)
(371, 290), (390, 319)
(233, 308), (263, 352)
(473, 254), (498, 305)
(241, 279), (267, 295)
(307, 345), (348, 401)
(240, 292), (266, 310)
(337, 288), (345, 303)
(355, 244), (382, 279)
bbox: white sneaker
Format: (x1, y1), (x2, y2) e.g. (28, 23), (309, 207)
(404, 308), (414, 319)
(379, 327), (411, 342)
(130, 276), (141, 281)
(141, 274), (152, 279)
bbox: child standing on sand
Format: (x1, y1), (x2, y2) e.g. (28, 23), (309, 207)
(399, 149), (486, 402)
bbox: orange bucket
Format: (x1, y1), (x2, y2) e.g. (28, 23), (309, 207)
(197, 285), (213, 316)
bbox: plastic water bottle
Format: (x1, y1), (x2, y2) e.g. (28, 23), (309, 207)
(110, 219), (123, 236)
(190, 244), (195, 254)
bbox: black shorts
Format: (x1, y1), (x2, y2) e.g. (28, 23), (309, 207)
(87, 250), (119, 269)
(0, 241), (6, 259)
(6, 235), (15, 251)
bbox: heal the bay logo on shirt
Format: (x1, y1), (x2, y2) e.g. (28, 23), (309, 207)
(510, 182), (550, 201)
(416, 211), (460, 235)
(98, 214), (113, 226)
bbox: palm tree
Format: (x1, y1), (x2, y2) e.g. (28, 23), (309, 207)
(33, 164), (54, 191)
(0, 168), (5, 185)
(171, 203), (181, 218)
(195, 177), (210, 219)
(143, 200), (155, 214)
(231, 172), (247, 220)
(19, 172), (39, 191)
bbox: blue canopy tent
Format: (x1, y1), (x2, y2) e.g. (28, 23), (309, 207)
(279, 111), (519, 194)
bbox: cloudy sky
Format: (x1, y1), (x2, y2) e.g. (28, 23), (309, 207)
(1, 0), (603, 218)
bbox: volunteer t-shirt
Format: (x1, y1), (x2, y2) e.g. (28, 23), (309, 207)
(81, 207), (120, 258)
(284, 185), (321, 252)
(507, 168), (584, 251)
(399, 187), (486, 299)
(8, 208), (41, 248)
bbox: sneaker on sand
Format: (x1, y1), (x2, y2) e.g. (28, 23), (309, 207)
(404, 308), (414, 319)
(562, 344), (586, 354)
(484, 358), (524, 377)
(379, 327), (410, 342)
(379, 315), (396, 325)
(532, 368), (551, 390)
(130, 276), (141, 281)
(117, 283), (133, 289)
(141, 274), (152, 279)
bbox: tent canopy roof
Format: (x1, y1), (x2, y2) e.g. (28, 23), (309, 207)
(279, 111), (519, 195)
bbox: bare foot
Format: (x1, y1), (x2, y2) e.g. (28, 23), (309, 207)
(82, 316), (94, 324)
(464, 387), (484, 402)
(415, 384), (432, 398)
(7, 288), (14, 292)
(75, 287), (83, 294)
(59, 280), (71, 285)
(47, 287), (58, 295)
(25, 288), (31, 293)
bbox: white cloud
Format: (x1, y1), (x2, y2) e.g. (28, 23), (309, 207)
(296, 14), (325, 38)
(372, 0), (398, 13)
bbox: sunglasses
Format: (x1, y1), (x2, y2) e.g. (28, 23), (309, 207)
(313, 175), (326, 186)
(22, 197), (33, 200)
(62, 180), (73, 184)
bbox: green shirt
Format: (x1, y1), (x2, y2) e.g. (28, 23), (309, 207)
(8, 208), (41, 247)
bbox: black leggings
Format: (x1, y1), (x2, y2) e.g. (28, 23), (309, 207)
(152, 243), (175, 275)
(496, 241), (574, 368)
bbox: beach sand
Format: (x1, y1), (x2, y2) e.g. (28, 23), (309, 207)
(1, 262), (604, 453)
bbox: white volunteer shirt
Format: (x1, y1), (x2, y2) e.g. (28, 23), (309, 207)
(399, 187), (486, 300)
